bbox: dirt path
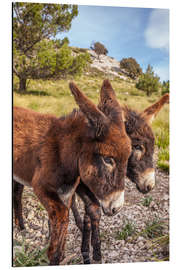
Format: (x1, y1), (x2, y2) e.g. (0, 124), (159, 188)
(13, 167), (169, 265)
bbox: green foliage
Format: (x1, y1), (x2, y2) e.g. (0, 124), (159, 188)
(90, 41), (108, 58)
(13, 3), (78, 53)
(115, 220), (137, 240)
(69, 52), (91, 76)
(13, 2), (78, 91)
(120, 57), (142, 79)
(154, 124), (169, 172)
(136, 65), (160, 96)
(141, 196), (153, 207)
(13, 242), (49, 267)
(55, 43), (74, 76)
(161, 80), (170, 95)
(143, 219), (165, 239)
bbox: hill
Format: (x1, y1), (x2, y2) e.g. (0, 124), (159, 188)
(71, 47), (130, 80)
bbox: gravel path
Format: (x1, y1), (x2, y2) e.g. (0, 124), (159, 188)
(13, 166), (169, 265)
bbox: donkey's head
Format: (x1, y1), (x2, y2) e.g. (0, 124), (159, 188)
(69, 81), (131, 216)
(124, 93), (169, 193)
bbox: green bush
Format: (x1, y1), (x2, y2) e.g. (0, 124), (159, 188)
(161, 80), (170, 95)
(120, 57), (142, 79)
(90, 41), (108, 58)
(136, 65), (160, 96)
(55, 43), (74, 76)
(69, 52), (91, 76)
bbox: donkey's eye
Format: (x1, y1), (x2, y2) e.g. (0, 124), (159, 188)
(103, 157), (114, 166)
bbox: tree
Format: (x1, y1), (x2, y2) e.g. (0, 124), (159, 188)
(161, 80), (170, 95)
(90, 41), (108, 59)
(120, 57), (142, 79)
(13, 2), (78, 91)
(136, 65), (160, 96)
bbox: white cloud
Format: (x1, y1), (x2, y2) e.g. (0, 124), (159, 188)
(145, 9), (169, 51)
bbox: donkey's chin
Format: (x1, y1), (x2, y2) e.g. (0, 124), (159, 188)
(102, 205), (123, 216)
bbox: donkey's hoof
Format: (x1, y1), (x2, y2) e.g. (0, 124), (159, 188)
(91, 259), (102, 264)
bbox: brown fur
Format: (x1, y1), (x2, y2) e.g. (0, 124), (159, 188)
(13, 80), (131, 265)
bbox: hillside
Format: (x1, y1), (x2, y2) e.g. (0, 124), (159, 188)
(87, 49), (128, 80)
(71, 47), (130, 80)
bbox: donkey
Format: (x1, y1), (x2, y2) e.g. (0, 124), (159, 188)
(13, 80), (131, 265)
(70, 82), (169, 264)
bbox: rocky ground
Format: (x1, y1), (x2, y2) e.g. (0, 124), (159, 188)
(13, 164), (169, 266)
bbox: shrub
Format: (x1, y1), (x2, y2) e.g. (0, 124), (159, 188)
(136, 65), (160, 96)
(161, 80), (170, 95)
(69, 52), (91, 76)
(90, 41), (108, 59)
(55, 43), (73, 76)
(120, 57), (142, 79)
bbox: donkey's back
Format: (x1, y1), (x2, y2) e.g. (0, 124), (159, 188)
(13, 106), (57, 185)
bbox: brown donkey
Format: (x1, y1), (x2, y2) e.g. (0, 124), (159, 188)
(70, 83), (169, 263)
(13, 81), (131, 265)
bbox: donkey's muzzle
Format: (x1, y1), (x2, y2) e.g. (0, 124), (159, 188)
(100, 190), (124, 216)
(136, 168), (155, 193)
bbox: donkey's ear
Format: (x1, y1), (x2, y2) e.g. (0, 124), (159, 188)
(98, 79), (126, 125)
(69, 82), (109, 139)
(141, 93), (169, 124)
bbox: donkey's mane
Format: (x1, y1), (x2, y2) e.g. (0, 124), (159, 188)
(59, 108), (81, 122)
(123, 106), (146, 135)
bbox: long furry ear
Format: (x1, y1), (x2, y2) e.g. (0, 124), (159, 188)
(98, 79), (126, 127)
(69, 82), (109, 139)
(141, 93), (169, 124)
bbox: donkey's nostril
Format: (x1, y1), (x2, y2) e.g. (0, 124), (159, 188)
(112, 208), (117, 215)
(147, 185), (152, 191)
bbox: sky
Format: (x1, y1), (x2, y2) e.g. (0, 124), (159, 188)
(58, 5), (169, 82)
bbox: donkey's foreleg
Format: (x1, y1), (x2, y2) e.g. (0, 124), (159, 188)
(71, 194), (83, 232)
(86, 204), (102, 262)
(33, 184), (69, 265)
(13, 180), (25, 230)
(81, 212), (91, 264)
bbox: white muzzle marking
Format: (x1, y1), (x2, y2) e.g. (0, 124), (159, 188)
(138, 169), (155, 191)
(99, 190), (124, 216)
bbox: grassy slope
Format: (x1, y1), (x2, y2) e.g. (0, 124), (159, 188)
(13, 75), (169, 171)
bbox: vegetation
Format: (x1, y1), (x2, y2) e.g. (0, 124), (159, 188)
(141, 196), (153, 207)
(90, 41), (108, 59)
(161, 80), (170, 95)
(136, 65), (160, 96)
(13, 2), (78, 91)
(13, 240), (49, 266)
(120, 57), (142, 79)
(115, 220), (137, 240)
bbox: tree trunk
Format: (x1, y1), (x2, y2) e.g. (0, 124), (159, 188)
(19, 77), (27, 92)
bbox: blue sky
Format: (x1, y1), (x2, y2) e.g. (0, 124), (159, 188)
(58, 5), (169, 82)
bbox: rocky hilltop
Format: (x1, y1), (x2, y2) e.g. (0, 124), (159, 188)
(87, 49), (129, 80)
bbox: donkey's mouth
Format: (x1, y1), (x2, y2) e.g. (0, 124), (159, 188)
(136, 184), (150, 194)
(102, 205), (123, 216)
